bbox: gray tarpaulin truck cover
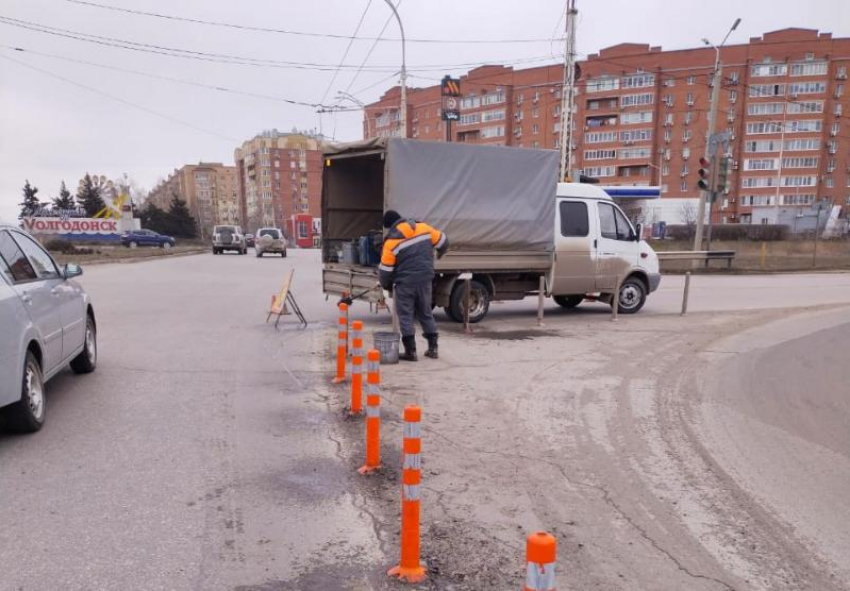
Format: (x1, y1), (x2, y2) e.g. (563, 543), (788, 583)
(323, 138), (559, 252)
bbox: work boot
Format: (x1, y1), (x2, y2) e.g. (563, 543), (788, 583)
(423, 333), (439, 359)
(399, 335), (418, 362)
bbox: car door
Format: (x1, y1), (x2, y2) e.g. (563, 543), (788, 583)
(551, 199), (597, 295)
(595, 201), (640, 291)
(15, 233), (86, 359)
(0, 257), (30, 407)
(0, 230), (64, 373)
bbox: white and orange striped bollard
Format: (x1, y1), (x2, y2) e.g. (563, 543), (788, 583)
(350, 320), (364, 414)
(388, 405), (426, 583)
(332, 302), (348, 383)
(358, 349), (381, 474)
(523, 531), (556, 591)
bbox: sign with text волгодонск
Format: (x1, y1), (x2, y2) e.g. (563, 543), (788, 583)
(22, 217), (122, 241)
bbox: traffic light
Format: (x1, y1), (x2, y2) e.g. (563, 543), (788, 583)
(716, 155), (732, 193)
(697, 157), (712, 191)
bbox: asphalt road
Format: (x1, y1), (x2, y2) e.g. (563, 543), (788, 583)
(1, 251), (848, 590)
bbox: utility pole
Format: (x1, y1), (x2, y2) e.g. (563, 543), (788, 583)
(694, 18), (740, 252)
(558, 0), (578, 182)
(383, 0), (407, 139)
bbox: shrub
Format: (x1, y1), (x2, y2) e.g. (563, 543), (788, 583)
(663, 224), (789, 241)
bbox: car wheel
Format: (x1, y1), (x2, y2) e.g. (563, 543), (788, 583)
(256, 251), (262, 258)
(129, 241), (138, 249)
(2, 351), (46, 433)
(162, 242), (172, 250)
(70, 315), (97, 374)
(282, 250), (287, 258)
(448, 280), (490, 324)
(554, 295), (584, 309)
(616, 276), (647, 315)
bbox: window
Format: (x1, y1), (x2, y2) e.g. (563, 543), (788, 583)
(730, 71), (740, 84)
(741, 177), (777, 188)
(782, 156), (818, 168)
(683, 130), (693, 141)
(585, 131), (617, 143)
(598, 202), (617, 239)
(746, 122), (783, 134)
(680, 179), (688, 191)
(749, 84), (786, 97)
(751, 63), (788, 77)
(791, 62), (828, 76)
(783, 138), (819, 151)
(682, 147), (691, 159)
(297, 220), (309, 238)
(559, 201), (589, 237)
(532, 124), (540, 135)
(730, 90), (738, 103)
(782, 194), (816, 205)
(748, 102), (785, 116)
(480, 126), (505, 138)
(745, 140), (782, 152)
(785, 120), (822, 133)
(532, 107), (540, 118)
(687, 75), (695, 85)
(460, 95), (480, 109)
(781, 175), (816, 187)
(664, 113), (674, 125)
(744, 158), (777, 171)
(619, 129), (652, 142)
(740, 195), (774, 206)
(9, 232), (58, 279)
(620, 93), (654, 107)
(459, 113), (480, 126)
(482, 109), (505, 122)
(620, 111), (653, 125)
(664, 129), (672, 142)
(584, 149), (617, 160)
(786, 101), (825, 115)
(0, 231), (37, 282)
(686, 92), (694, 104)
(684, 112), (693, 125)
(826, 177), (834, 188)
(789, 82), (827, 95)
(621, 74), (655, 88)
(582, 166), (616, 178)
(587, 76), (619, 93)
(619, 147), (652, 160)
(598, 203), (634, 241)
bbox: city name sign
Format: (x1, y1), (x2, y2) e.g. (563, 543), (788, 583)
(22, 217), (119, 234)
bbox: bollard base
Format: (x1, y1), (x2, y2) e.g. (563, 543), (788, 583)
(348, 408), (363, 416)
(357, 464), (381, 475)
(387, 564), (426, 583)
(332, 377), (346, 384)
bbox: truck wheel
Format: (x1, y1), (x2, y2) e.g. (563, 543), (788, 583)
(554, 295), (584, 309)
(616, 277), (647, 314)
(449, 280), (490, 324)
(2, 351), (46, 433)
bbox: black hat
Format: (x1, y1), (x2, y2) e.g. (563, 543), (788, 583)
(383, 210), (402, 228)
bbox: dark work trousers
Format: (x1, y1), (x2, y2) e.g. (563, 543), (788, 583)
(393, 281), (438, 338)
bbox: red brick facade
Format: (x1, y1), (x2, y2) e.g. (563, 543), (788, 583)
(365, 29), (850, 223)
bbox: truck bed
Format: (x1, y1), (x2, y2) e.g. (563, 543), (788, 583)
(322, 251), (553, 302)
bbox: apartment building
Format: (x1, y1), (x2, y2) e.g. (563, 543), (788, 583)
(233, 130), (324, 235)
(364, 28), (850, 225)
(146, 162), (239, 237)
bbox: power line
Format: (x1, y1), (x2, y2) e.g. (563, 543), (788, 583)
(0, 15), (562, 73)
(343, 0), (402, 96)
(0, 45), (328, 108)
(65, 0), (567, 45)
(320, 0), (373, 105)
(0, 53), (236, 141)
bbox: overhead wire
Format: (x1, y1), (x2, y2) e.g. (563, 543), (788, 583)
(342, 0), (402, 97)
(0, 53), (236, 141)
(0, 44), (328, 108)
(64, 0), (567, 45)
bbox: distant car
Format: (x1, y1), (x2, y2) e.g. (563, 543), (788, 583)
(245, 233), (255, 248)
(212, 225), (247, 255)
(0, 223), (97, 433)
(121, 229), (175, 249)
(255, 228), (287, 257)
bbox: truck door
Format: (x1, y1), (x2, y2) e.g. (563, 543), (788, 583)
(595, 201), (640, 291)
(551, 199), (596, 295)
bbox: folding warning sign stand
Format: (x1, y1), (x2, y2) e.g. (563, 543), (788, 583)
(266, 269), (307, 329)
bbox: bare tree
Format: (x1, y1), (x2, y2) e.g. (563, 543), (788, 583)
(679, 202), (698, 240)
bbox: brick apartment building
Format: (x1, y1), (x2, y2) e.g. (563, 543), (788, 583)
(146, 162), (240, 238)
(364, 28), (850, 226)
(233, 130), (324, 241)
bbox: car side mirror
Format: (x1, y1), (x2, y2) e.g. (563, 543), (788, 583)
(64, 263), (83, 279)
(634, 223), (643, 241)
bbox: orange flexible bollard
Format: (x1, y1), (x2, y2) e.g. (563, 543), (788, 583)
(332, 303), (348, 383)
(523, 532), (556, 591)
(358, 350), (382, 474)
(388, 405), (426, 583)
(350, 321), (364, 415)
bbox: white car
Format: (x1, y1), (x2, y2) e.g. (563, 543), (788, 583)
(255, 227), (287, 257)
(212, 225), (247, 255)
(0, 224), (97, 433)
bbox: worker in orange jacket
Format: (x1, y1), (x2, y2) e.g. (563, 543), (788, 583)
(379, 210), (449, 361)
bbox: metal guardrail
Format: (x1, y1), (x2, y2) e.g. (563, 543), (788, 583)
(657, 250), (736, 268)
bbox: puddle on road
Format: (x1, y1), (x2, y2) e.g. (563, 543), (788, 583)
(447, 328), (562, 341)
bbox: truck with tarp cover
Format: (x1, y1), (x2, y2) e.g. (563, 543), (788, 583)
(321, 139), (660, 321)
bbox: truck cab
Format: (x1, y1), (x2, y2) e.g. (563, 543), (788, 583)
(551, 183), (660, 313)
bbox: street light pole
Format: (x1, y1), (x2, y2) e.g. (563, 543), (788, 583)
(336, 92), (372, 138)
(558, 0), (578, 181)
(694, 18), (740, 253)
(383, 0), (407, 139)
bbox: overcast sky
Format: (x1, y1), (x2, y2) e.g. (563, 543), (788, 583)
(1, 0), (848, 221)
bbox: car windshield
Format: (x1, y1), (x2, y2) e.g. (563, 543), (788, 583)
(259, 229), (280, 239)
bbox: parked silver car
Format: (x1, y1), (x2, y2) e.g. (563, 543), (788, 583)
(0, 224), (97, 433)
